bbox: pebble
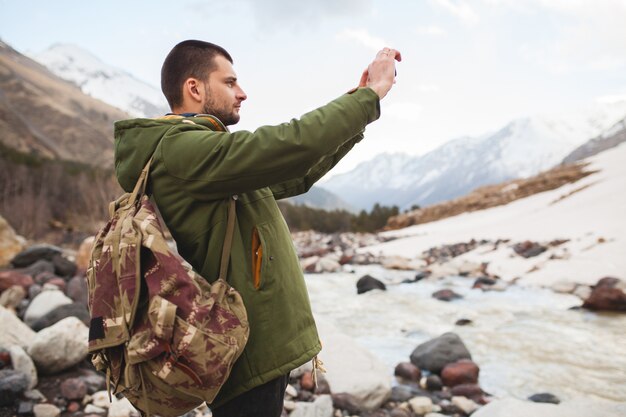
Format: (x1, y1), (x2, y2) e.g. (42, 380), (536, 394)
(528, 392), (560, 404)
(409, 396), (433, 415)
(9, 345), (38, 389)
(283, 399), (296, 411)
(285, 384), (298, 398)
(91, 390), (115, 408)
(60, 377), (87, 400)
(394, 362), (421, 382)
(0, 369), (29, 406)
(107, 397), (138, 417)
(451, 396), (480, 415)
(84, 404), (106, 414)
(33, 403), (61, 417)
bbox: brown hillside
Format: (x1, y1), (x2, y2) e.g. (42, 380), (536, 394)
(0, 40), (129, 168)
(385, 161), (596, 230)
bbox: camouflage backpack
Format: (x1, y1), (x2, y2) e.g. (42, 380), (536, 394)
(86, 156), (249, 417)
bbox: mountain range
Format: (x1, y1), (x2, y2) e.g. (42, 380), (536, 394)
(321, 103), (626, 210)
(34, 44), (169, 118)
(23, 42), (626, 212)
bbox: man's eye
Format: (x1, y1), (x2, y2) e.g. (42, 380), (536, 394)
(226, 82), (234, 87)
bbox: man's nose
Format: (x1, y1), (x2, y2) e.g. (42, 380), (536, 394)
(236, 87), (247, 101)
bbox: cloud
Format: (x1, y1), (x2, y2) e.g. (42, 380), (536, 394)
(416, 25), (447, 36)
(337, 29), (388, 51)
(384, 102), (423, 122)
(431, 0), (479, 24)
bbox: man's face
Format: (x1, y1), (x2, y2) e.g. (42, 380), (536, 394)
(201, 55), (247, 126)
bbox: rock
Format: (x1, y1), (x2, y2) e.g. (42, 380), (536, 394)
(573, 285), (592, 301)
(315, 373), (331, 395)
(66, 276), (89, 305)
(28, 284), (42, 301)
(432, 289), (463, 302)
(316, 318), (391, 410)
(410, 333), (472, 374)
(23, 289), (73, 326)
(394, 362), (421, 382)
(318, 256), (341, 273)
(290, 394), (333, 417)
(550, 280), (577, 294)
(60, 377), (87, 400)
(0, 306), (37, 350)
(528, 392), (560, 404)
(451, 396), (480, 415)
(300, 371), (315, 391)
(23, 389), (46, 402)
(11, 245), (63, 268)
(513, 241), (547, 258)
(301, 256), (320, 273)
(18, 400), (35, 416)
(473, 277), (497, 289)
(33, 403), (61, 417)
(9, 345), (37, 389)
(409, 396), (433, 415)
(81, 371), (106, 394)
(455, 318), (473, 326)
(0, 284), (27, 311)
(44, 277), (66, 291)
(107, 397), (138, 417)
(424, 414), (447, 417)
(451, 383), (483, 401)
(75, 236), (95, 273)
(362, 410), (390, 417)
(0, 369), (29, 405)
(0, 270), (34, 292)
(0, 216), (25, 267)
(381, 256), (425, 271)
(31, 302), (90, 331)
(427, 263), (460, 279)
(51, 253), (77, 278)
(91, 391), (114, 408)
(283, 399), (296, 411)
(22, 260), (56, 280)
(27, 317), (89, 374)
(441, 360), (480, 387)
(389, 409), (411, 417)
(285, 384), (297, 398)
(390, 385), (422, 402)
(356, 275), (386, 294)
(84, 404), (107, 414)
(582, 277), (626, 312)
(67, 401), (81, 413)
(425, 375), (443, 391)
(332, 393), (362, 414)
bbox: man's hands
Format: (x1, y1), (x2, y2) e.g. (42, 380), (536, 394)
(359, 48), (402, 99)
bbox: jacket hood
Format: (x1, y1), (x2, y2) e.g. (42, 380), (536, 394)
(114, 115), (226, 192)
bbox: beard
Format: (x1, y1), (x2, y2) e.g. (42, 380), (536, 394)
(202, 87), (240, 126)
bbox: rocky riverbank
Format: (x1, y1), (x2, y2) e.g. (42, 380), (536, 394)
(1, 220), (625, 416)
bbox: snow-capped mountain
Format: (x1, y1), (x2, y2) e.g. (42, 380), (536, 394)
(321, 101), (626, 210)
(34, 44), (169, 118)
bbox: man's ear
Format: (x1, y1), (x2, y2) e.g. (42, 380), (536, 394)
(183, 78), (203, 104)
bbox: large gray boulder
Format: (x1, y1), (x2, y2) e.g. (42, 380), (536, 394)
(27, 317), (88, 374)
(23, 288), (72, 327)
(410, 332), (472, 374)
(0, 306), (36, 350)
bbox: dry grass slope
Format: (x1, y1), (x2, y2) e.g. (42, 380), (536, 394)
(386, 162), (596, 230)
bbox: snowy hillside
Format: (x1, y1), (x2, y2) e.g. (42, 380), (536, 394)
(34, 44), (169, 118)
(362, 142), (626, 287)
(322, 102), (626, 210)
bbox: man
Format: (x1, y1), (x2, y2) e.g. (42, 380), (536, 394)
(114, 40), (400, 416)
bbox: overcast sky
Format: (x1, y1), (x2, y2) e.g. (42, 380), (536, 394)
(2, 0), (626, 175)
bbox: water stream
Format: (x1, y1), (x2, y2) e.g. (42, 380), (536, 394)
(305, 265), (626, 404)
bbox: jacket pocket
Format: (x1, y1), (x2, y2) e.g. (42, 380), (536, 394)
(251, 227), (264, 290)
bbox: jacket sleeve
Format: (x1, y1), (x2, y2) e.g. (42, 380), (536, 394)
(159, 88), (380, 201)
(269, 132), (364, 200)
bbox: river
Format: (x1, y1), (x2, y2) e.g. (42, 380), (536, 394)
(305, 265), (626, 404)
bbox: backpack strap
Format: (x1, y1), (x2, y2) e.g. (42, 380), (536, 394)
(127, 154), (237, 283)
(218, 195), (238, 281)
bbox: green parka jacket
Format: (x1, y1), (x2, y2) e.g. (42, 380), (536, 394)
(113, 87), (380, 406)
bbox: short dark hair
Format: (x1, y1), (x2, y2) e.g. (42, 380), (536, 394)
(161, 40), (233, 109)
